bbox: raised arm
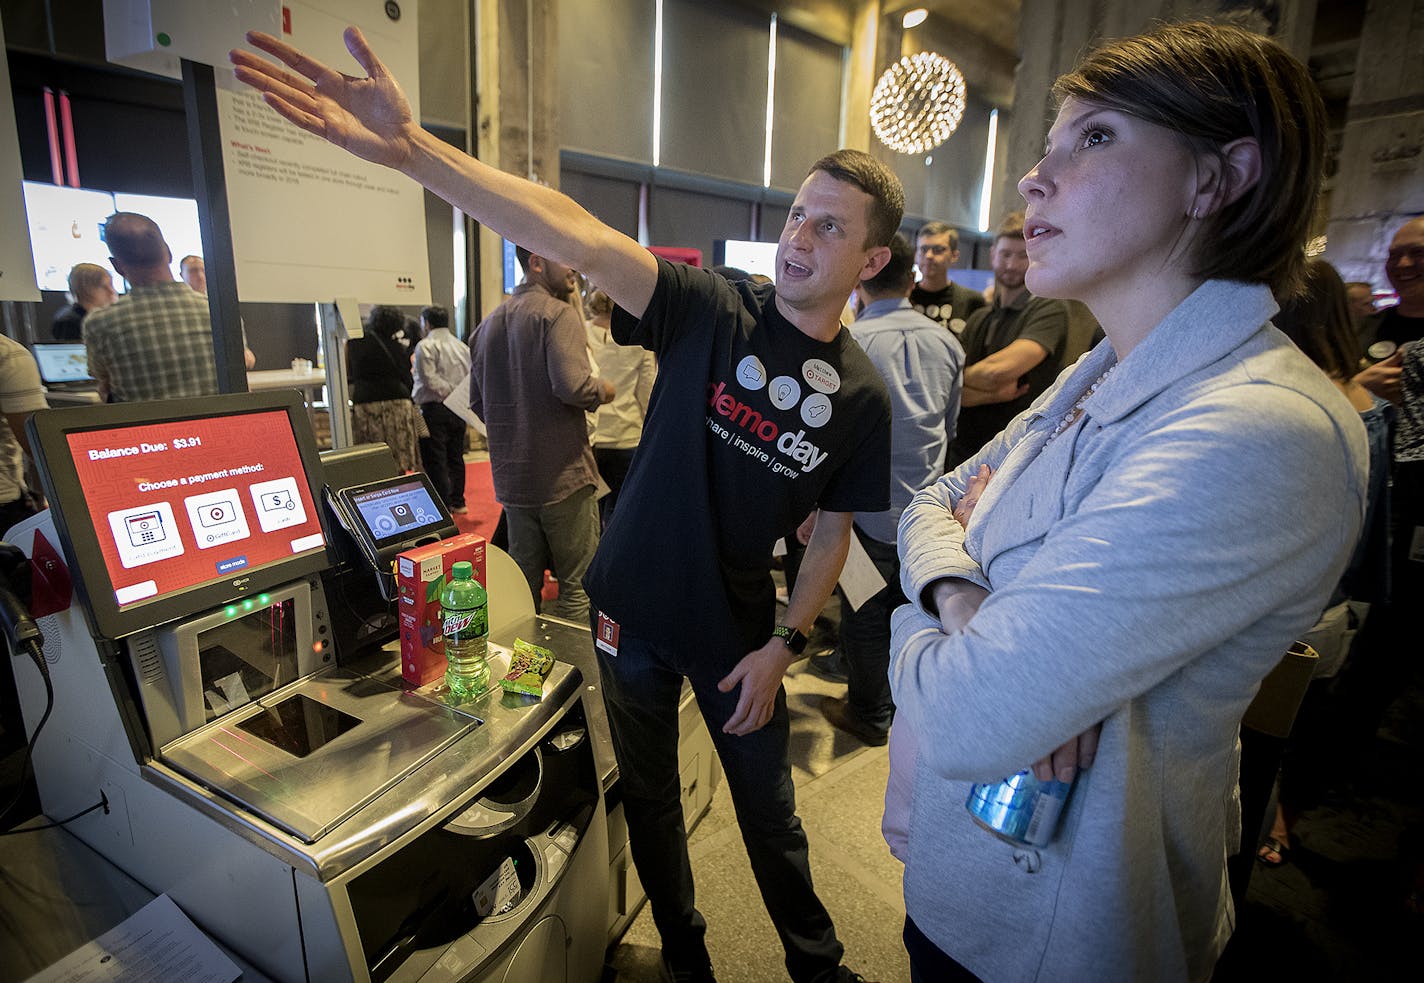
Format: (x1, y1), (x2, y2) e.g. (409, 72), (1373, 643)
(231, 27), (658, 316)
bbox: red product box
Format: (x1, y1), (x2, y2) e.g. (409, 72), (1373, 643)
(397, 533), (487, 686)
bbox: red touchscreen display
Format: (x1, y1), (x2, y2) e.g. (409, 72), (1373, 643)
(66, 410), (325, 609)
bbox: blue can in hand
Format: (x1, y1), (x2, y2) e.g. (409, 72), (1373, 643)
(966, 770), (1073, 847)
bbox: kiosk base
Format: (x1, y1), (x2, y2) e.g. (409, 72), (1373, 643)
(6, 511), (609, 983)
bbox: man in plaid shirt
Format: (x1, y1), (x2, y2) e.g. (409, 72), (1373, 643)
(83, 212), (220, 403)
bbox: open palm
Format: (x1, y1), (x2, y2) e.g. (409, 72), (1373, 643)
(230, 27), (416, 170)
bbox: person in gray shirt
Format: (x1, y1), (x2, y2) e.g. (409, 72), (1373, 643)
(468, 247), (613, 621)
(818, 233), (963, 747)
(412, 305), (471, 512)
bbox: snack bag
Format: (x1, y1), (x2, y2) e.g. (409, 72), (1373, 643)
(500, 638), (555, 697)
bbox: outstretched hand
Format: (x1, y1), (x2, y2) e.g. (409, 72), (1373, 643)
(230, 27), (417, 170)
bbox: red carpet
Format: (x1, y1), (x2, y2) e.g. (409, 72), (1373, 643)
(451, 458), (500, 542)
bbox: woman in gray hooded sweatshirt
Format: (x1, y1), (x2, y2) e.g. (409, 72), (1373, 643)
(887, 21), (1369, 983)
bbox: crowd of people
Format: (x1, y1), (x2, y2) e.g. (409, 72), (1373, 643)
(0, 13), (1417, 983)
(228, 16), (1424, 982)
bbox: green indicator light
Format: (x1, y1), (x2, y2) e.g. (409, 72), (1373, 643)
(156, 33), (171, 47)
(242, 599), (254, 611)
(225, 607), (237, 618)
(258, 594), (270, 605)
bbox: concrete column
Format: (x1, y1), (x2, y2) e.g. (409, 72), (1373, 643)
(1324, 0), (1424, 289)
(864, 12), (910, 190)
(992, 0), (1318, 365)
(472, 0), (561, 318)
(995, 0), (1325, 230)
(494, 0), (559, 187)
(841, 0), (882, 152)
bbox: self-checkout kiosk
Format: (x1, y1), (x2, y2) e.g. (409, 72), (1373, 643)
(5, 390), (609, 983)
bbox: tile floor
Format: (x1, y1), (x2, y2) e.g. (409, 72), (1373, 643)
(604, 650), (911, 983)
(599, 592), (1422, 983)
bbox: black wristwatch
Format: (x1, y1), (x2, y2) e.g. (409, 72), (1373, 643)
(772, 624), (808, 655)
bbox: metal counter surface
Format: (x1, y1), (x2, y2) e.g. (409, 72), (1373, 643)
(354, 612), (615, 794)
(139, 613), (616, 882)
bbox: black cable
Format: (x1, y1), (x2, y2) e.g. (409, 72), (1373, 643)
(0, 635), (109, 836)
(0, 566), (106, 835)
(0, 794), (107, 835)
(0, 637), (52, 826)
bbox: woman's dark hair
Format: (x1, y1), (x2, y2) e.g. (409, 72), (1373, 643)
(366, 305), (406, 340)
(1272, 259), (1360, 381)
(1053, 21), (1326, 297)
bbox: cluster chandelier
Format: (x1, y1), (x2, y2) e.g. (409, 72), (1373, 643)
(870, 52), (967, 155)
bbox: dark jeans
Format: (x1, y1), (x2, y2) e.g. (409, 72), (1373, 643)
(837, 527), (903, 732)
(593, 446), (635, 527)
(904, 916), (982, 982)
(594, 627), (843, 981)
(418, 402), (467, 508)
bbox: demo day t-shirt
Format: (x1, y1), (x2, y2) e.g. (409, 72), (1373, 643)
(584, 260), (891, 659)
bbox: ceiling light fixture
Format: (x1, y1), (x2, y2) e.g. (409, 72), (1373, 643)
(902, 8), (929, 29)
(870, 52), (967, 156)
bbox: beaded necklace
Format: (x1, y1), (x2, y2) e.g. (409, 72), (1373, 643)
(1045, 364), (1117, 443)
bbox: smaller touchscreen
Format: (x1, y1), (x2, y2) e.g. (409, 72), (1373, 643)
(331, 472), (456, 570)
(348, 477), (445, 542)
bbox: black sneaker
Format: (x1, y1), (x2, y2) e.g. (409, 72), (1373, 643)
(807, 648), (849, 683)
(661, 954), (716, 983)
(819, 696), (888, 747)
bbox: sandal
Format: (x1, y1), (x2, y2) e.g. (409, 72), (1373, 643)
(1256, 836), (1290, 867)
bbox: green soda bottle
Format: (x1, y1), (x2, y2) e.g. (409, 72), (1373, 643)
(442, 561), (490, 699)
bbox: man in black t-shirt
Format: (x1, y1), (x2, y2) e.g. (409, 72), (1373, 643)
(583, 157), (895, 983)
(945, 211), (1069, 471)
(908, 220), (985, 335)
(232, 31), (898, 983)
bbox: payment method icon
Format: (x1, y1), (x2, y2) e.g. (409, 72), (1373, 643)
(125, 511), (167, 546)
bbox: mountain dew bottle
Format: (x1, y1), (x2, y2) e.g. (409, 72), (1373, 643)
(442, 561), (490, 699)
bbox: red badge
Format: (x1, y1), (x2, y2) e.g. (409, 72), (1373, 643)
(594, 611), (620, 656)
